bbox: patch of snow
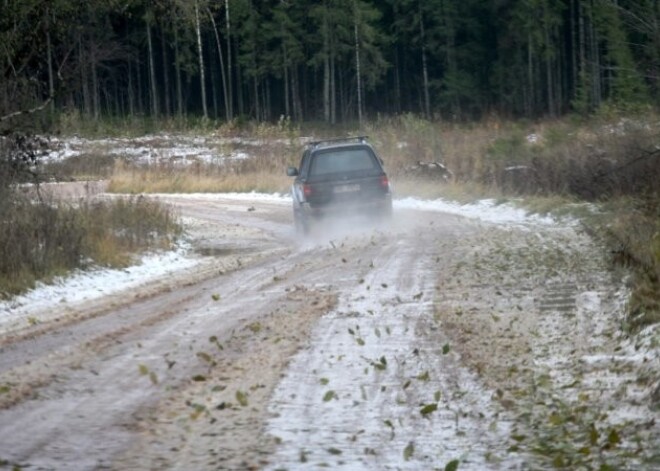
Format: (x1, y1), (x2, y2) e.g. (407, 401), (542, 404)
(152, 192), (291, 205)
(267, 238), (525, 470)
(0, 242), (199, 335)
(394, 197), (558, 226)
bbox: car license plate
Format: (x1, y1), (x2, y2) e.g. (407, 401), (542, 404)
(334, 184), (360, 194)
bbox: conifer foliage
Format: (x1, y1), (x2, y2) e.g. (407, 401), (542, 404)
(1, 0), (656, 124)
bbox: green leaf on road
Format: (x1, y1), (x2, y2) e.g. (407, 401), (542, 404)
(420, 403), (438, 416)
(323, 390), (336, 402)
(403, 441), (414, 461)
(236, 390), (249, 407)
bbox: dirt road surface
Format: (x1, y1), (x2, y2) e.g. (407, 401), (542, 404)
(0, 191), (657, 470)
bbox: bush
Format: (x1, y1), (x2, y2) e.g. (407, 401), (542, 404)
(0, 193), (181, 298)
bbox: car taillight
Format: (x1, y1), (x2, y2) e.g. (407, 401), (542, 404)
(380, 175), (390, 190)
(303, 183), (313, 198)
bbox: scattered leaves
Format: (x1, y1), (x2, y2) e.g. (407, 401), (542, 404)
(323, 390), (337, 402)
(196, 352), (213, 363)
(420, 403), (438, 416)
(236, 390), (249, 407)
(371, 356), (387, 370)
(248, 322), (262, 333)
(403, 441), (414, 461)
(417, 371), (430, 381)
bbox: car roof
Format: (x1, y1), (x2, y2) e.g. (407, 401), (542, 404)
(307, 136), (372, 152)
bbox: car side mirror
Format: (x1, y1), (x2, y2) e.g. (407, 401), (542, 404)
(286, 166), (299, 177)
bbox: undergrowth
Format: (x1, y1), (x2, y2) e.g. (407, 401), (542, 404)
(0, 192), (181, 298)
(43, 111), (660, 327)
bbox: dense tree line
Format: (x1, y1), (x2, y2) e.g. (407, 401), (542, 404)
(1, 0), (658, 125)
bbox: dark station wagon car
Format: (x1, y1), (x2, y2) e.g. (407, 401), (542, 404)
(286, 136), (393, 234)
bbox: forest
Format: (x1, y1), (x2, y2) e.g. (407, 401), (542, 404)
(1, 0), (659, 127)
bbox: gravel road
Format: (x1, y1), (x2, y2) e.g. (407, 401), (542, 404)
(0, 191), (657, 470)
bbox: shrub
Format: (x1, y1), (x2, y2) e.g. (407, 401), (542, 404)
(0, 193), (181, 299)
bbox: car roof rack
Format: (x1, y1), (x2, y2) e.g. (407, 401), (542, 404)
(308, 136), (369, 148)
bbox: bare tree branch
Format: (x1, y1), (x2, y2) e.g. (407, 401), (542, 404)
(0, 97), (52, 123)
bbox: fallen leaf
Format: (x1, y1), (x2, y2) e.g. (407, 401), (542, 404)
(236, 390), (249, 407)
(420, 403), (438, 416)
(403, 441), (414, 461)
(323, 390), (336, 402)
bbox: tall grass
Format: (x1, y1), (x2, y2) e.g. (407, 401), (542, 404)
(0, 191), (181, 298)
(364, 113), (659, 328)
(76, 113), (659, 328)
(109, 161), (291, 194)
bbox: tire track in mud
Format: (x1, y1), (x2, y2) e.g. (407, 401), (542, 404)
(265, 219), (527, 470)
(0, 247), (298, 469)
(433, 225), (659, 469)
(1, 194), (655, 470)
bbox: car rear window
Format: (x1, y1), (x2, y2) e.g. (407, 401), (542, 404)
(310, 148), (378, 176)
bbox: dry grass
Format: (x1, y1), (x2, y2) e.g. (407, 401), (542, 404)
(85, 114), (660, 328)
(0, 192), (181, 298)
(598, 201), (660, 329)
(108, 161), (291, 195)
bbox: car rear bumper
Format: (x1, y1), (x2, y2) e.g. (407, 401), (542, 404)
(301, 195), (392, 220)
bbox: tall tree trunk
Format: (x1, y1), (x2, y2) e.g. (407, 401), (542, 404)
(570, 0), (578, 101)
(195, 1), (208, 119)
(588, 4), (601, 107)
(127, 59), (135, 116)
(210, 40), (218, 118)
(146, 14), (159, 117)
(545, 25), (555, 116)
(174, 26), (183, 117)
(330, 51), (336, 124)
(208, 7), (230, 120)
(253, 76), (259, 121)
(160, 25), (171, 116)
(236, 38), (244, 116)
(283, 40), (290, 118)
(225, 0), (233, 120)
(419, 2), (430, 118)
(354, 4), (363, 126)
(45, 7), (54, 112)
(323, 11), (330, 123)
(90, 42), (100, 120)
(394, 46), (401, 113)
(136, 57), (144, 114)
(292, 65), (302, 121)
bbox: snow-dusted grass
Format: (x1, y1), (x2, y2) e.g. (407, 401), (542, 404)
(0, 191), (565, 333)
(0, 243), (199, 334)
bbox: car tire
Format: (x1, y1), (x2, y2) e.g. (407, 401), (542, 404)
(294, 209), (310, 235)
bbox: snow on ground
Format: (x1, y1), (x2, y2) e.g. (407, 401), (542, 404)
(266, 234), (526, 470)
(43, 134), (292, 166)
(394, 197), (558, 226)
(0, 242), (199, 334)
(0, 191), (564, 335)
(154, 191), (561, 227)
